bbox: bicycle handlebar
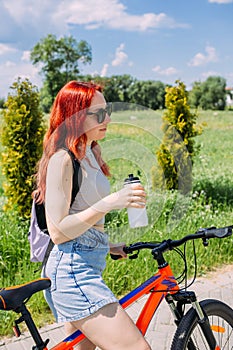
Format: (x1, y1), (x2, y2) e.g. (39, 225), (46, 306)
(110, 225), (232, 260)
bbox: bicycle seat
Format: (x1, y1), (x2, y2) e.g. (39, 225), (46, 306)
(0, 278), (51, 311)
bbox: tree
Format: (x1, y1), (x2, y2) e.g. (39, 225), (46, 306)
(189, 76), (227, 110)
(31, 34), (92, 111)
(189, 81), (202, 108)
(102, 75), (136, 109)
(200, 76), (226, 110)
(78, 74), (136, 109)
(79, 74), (166, 110)
(128, 80), (166, 110)
(1, 78), (45, 218)
(153, 80), (203, 193)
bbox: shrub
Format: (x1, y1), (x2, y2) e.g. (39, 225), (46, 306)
(153, 80), (203, 193)
(0, 78), (45, 218)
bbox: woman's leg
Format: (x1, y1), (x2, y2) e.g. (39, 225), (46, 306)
(70, 302), (151, 350)
(64, 322), (96, 350)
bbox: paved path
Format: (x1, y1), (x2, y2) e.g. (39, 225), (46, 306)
(0, 265), (233, 350)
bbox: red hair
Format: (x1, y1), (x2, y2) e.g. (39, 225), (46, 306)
(35, 81), (110, 202)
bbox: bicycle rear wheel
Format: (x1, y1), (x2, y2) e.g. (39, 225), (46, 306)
(171, 299), (233, 350)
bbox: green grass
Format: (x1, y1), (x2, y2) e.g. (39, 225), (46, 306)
(103, 108), (233, 293)
(0, 109), (232, 337)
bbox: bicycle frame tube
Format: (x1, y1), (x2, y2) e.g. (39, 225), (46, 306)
(120, 264), (180, 335)
(51, 330), (85, 349)
(51, 264), (179, 349)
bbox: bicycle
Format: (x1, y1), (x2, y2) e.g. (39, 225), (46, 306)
(0, 225), (232, 350)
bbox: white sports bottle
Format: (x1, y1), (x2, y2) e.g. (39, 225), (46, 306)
(124, 174), (148, 228)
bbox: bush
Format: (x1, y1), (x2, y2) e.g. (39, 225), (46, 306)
(153, 80), (203, 193)
(0, 78), (45, 218)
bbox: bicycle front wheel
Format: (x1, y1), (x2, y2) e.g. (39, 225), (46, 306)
(171, 299), (233, 350)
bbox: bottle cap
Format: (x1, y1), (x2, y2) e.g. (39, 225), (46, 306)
(124, 173), (140, 184)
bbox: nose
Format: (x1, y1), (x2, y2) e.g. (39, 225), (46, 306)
(104, 113), (111, 124)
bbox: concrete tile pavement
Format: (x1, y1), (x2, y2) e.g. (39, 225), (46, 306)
(0, 264), (232, 350)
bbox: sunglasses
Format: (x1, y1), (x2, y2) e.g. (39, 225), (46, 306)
(87, 103), (112, 123)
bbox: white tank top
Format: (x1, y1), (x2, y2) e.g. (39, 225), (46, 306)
(69, 146), (110, 225)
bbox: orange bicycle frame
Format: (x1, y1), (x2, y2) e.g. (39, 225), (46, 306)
(52, 264), (179, 349)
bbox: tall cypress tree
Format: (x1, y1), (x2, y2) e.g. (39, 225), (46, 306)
(1, 78), (45, 218)
(153, 80), (203, 194)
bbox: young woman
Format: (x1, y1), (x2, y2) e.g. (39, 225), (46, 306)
(36, 81), (151, 350)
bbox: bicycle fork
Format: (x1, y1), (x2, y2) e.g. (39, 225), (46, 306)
(166, 291), (219, 350)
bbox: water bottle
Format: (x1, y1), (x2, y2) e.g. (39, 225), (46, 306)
(124, 174), (148, 228)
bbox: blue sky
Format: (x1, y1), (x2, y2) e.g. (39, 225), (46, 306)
(0, 0), (233, 99)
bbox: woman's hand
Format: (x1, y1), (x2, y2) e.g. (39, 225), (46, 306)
(109, 242), (127, 259)
(106, 183), (147, 211)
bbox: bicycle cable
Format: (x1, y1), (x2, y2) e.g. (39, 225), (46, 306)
(177, 240), (197, 292)
(153, 240), (198, 293)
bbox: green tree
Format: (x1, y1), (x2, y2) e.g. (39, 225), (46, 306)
(79, 74), (166, 109)
(128, 80), (166, 110)
(78, 74), (136, 109)
(200, 76), (226, 110)
(189, 81), (202, 108)
(153, 80), (203, 193)
(31, 34), (92, 111)
(189, 76), (227, 110)
(1, 78), (45, 218)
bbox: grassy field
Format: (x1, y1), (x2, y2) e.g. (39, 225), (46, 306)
(0, 108), (232, 336)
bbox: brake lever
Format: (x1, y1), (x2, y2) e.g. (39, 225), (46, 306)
(129, 252), (139, 259)
(110, 254), (122, 260)
(110, 251), (139, 260)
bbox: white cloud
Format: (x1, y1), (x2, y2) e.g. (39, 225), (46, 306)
(201, 71), (219, 79)
(209, 0), (233, 3)
(188, 46), (218, 67)
(3, 0), (187, 34)
(5, 60), (16, 68)
(53, 0), (188, 32)
(0, 43), (16, 55)
(21, 50), (31, 62)
(152, 65), (178, 76)
(100, 64), (109, 77)
(95, 45), (132, 76)
(0, 60), (41, 98)
(2, 0), (66, 38)
(112, 43), (128, 67)
(3, 0), (54, 24)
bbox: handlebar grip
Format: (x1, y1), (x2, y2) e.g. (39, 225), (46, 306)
(204, 226), (232, 238)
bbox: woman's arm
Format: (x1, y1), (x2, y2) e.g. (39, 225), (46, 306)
(45, 150), (109, 244)
(45, 150), (146, 245)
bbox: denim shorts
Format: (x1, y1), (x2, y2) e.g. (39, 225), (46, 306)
(43, 228), (118, 323)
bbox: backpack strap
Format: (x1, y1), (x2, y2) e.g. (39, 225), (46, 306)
(67, 149), (82, 206)
(41, 149), (82, 268)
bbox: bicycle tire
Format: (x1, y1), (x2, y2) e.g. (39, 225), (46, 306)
(171, 299), (233, 350)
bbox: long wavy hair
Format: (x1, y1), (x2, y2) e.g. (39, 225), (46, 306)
(35, 80), (110, 203)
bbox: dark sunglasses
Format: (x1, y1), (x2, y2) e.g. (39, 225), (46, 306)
(87, 103), (112, 123)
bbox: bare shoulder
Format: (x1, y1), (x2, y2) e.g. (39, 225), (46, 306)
(49, 149), (72, 169)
